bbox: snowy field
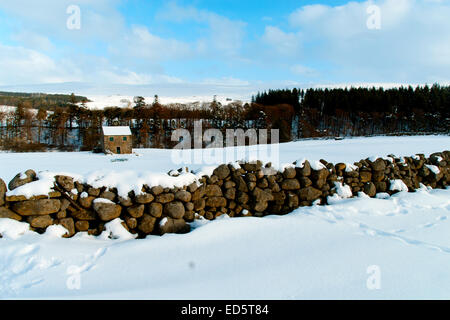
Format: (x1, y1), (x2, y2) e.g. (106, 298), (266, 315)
(0, 135), (450, 299)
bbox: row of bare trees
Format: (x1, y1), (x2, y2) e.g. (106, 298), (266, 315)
(0, 100), (295, 152)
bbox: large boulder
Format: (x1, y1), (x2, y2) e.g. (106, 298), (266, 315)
(55, 175), (75, 192)
(193, 199), (206, 211)
(360, 171), (372, 183)
(27, 215), (53, 228)
(254, 201), (268, 212)
(148, 202), (163, 218)
(363, 182), (377, 197)
(370, 158), (386, 172)
(124, 216), (137, 230)
(252, 188), (274, 202)
(138, 214), (156, 234)
(205, 185), (223, 197)
(175, 190), (192, 202)
(0, 207), (22, 221)
(12, 199), (61, 216)
(240, 161), (263, 172)
(75, 220), (90, 232)
(58, 218), (75, 237)
(93, 200), (122, 221)
(151, 186), (164, 195)
(8, 169), (37, 191)
(311, 168), (329, 181)
(237, 192), (249, 204)
(70, 210), (97, 221)
(224, 188), (236, 200)
(296, 160), (311, 177)
(164, 201), (185, 219)
(281, 179), (301, 190)
(283, 167), (297, 179)
(159, 217), (189, 235)
(206, 197), (227, 208)
(79, 195), (96, 209)
(213, 164), (231, 179)
(156, 193), (175, 204)
(298, 187), (322, 201)
(118, 196), (133, 207)
(187, 183), (199, 193)
(135, 193), (155, 204)
(100, 191), (116, 202)
(127, 205), (145, 218)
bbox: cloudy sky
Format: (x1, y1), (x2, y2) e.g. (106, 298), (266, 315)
(0, 0), (449, 97)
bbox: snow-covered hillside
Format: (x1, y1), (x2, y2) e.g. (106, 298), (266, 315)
(80, 94), (246, 110)
(0, 135), (449, 299)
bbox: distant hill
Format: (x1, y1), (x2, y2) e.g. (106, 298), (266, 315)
(0, 91), (90, 109)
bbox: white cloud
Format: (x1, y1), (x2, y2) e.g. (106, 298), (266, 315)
(11, 31), (54, 51)
(157, 2), (247, 57)
(291, 64), (318, 77)
(110, 26), (192, 62)
(262, 26), (302, 56)
(0, 44), (83, 85)
(275, 0), (450, 82)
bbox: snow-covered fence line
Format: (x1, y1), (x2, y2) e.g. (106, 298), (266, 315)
(0, 151), (449, 239)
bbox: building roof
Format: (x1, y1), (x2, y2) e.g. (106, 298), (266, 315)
(102, 126), (132, 136)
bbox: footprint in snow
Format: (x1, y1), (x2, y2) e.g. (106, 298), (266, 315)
(0, 243), (60, 298)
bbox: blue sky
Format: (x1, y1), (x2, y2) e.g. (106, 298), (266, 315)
(0, 0), (449, 97)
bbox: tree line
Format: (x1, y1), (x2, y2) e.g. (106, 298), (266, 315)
(254, 84), (449, 138)
(0, 85), (448, 152)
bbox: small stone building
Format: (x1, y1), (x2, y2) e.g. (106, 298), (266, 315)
(101, 126), (132, 154)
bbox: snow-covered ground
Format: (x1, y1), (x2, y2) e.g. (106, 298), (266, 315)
(0, 135), (450, 299)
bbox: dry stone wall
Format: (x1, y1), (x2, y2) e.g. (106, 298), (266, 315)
(0, 151), (449, 239)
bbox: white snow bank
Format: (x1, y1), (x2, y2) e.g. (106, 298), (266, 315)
(390, 179), (409, 192)
(328, 182), (353, 204)
(376, 192), (391, 199)
(334, 182), (353, 199)
(426, 165), (440, 175)
(295, 158), (326, 170)
(0, 219), (30, 239)
(99, 218), (137, 240)
(6, 171), (83, 200)
(44, 225), (69, 238)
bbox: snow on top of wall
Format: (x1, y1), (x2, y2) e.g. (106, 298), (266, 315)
(345, 163), (358, 172)
(93, 198), (114, 204)
(390, 180), (409, 192)
(6, 171), (83, 199)
(295, 158), (326, 171)
(368, 155), (395, 163)
(102, 126), (131, 136)
(426, 164), (440, 175)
